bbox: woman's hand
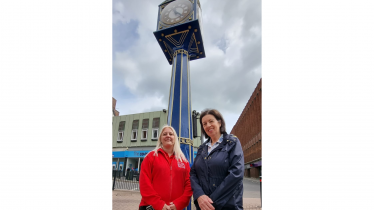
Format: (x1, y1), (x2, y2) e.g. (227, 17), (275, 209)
(197, 195), (214, 210)
(169, 202), (177, 210)
(162, 204), (171, 210)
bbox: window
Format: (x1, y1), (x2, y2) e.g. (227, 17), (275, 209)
(141, 129), (147, 140)
(117, 132), (123, 142)
(152, 117), (160, 128)
(117, 121), (125, 142)
(131, 130), (137, 140)
(152, 118), (160, 140)
(152, 128), (159, 140)
(112, 165), (116, 170)
(131, 120), (139, 141)
(141, 119), (149, 141)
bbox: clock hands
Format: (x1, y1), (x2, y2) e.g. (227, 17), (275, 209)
(173, 8), (182, 17)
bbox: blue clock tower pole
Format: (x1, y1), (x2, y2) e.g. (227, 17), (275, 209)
(154, 0), (205, 209)
(167, 48), (194, 165)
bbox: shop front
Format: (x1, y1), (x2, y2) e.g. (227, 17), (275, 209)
(112, 150), (151, 175)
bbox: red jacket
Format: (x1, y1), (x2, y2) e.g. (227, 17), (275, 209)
(139, 148), (192, 210)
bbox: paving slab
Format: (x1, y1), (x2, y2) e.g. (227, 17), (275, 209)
(113, 190), (261, 210)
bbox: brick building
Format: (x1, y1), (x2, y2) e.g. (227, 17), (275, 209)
(112, 97), (120, 116)
(231, 78), (262, 178)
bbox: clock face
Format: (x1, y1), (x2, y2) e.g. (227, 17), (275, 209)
(161, 0), (193, 25)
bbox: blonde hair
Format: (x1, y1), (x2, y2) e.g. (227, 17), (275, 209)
(149, 125), (188, 162)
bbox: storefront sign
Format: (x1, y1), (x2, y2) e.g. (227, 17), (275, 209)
(112, 150), (151, 158)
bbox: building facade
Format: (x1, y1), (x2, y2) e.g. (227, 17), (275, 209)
(231, 78), (262, 178)
(112, 97), (119, 116)
(112, 110), (202, 174)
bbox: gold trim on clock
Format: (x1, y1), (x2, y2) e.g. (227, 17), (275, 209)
(163, 41), (173, 58)
(165, 29), (190, 47)
(188, 33), (199, 54)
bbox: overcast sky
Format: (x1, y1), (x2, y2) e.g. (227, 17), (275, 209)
(112, 0), (262, 133)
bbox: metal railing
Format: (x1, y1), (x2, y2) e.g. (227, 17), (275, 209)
(112, 170), (140, 191)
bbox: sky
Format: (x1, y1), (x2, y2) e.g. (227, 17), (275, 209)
(112, 0), (262, 133)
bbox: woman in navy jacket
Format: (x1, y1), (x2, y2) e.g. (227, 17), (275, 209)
(190, 109), (244, 210)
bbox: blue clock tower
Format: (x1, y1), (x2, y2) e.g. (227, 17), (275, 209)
(154, 0), (205, 209)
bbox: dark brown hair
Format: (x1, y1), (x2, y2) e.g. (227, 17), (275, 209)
(199, 108), (227, 138)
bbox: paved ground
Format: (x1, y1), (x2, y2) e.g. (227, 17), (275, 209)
(243, 177), (261, 198)
(113, 190), (142, 210)
(113, 177), (262, 210)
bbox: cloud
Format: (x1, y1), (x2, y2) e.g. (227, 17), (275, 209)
(117, 95), (167, 115)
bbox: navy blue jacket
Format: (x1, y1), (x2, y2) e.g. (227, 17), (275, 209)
(190, 133), (244, 210)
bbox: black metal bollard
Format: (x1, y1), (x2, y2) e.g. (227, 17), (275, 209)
(259, 175), (262, 207)
(112, 170), (117, 190)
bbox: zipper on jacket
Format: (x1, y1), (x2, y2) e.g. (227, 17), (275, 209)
(169, 159), (173, 202)
(159, 149), (174, 205)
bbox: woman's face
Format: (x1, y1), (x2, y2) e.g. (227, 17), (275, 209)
(202, 114), (221, 138)
(160, 127), (175, 148)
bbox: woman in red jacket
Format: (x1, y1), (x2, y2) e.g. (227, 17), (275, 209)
(139, 125), (192, 210)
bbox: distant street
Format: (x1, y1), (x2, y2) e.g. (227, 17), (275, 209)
(243, 178), (261, 198)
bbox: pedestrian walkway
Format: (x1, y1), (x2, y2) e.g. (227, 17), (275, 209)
(113, 190), (142, 210)
(113, 190), (262, 210)
(243, 176), (261, 183)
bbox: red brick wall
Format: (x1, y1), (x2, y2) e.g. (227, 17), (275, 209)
(249, 167), (260, 178)
(112, 97), (120, 116)
(244, 169), (249, 177)
(112, 97), (117, 111)
(230, 79), (262, 165)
